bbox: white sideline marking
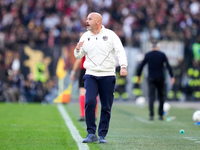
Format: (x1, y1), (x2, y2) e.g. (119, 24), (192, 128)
(57, 104), (89, 150)
(134, 116), (152, 124)
(183, 137), (193, 139)
(195, 141), (200, 143)
(188, 139), (198, 141)
(183, 137), (200, 144)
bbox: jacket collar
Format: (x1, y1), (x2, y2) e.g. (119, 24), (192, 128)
(89, 25), (105, 36)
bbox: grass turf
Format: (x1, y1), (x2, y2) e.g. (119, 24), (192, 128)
(0, 102), (200, 150)
(67, 102), (200, 150)
(0, 103), (78, 150)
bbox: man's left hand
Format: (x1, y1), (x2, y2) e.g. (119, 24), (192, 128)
(120, 68), (127, 76)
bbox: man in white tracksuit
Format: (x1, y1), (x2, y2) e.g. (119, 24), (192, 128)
(74, 12), (128, 143)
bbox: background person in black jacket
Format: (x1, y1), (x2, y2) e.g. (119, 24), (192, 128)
(137, 41), (175, 121)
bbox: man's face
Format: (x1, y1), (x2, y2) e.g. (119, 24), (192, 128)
(86, 13), (97, 32)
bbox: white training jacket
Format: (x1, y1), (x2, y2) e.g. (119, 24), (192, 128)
(74, 25), (128, 76)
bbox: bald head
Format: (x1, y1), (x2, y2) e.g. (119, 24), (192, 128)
(86, 12), (102, 34)
(151, 41), (160, 50)
(89, 12), (102, 23)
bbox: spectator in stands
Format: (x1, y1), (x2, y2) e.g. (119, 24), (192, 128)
(3, 69), (24, 102)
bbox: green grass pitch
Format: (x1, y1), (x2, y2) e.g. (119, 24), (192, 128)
(0, 102), (200, 150)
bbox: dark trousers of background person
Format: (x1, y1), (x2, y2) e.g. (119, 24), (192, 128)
(148, 78), (165, 117)
(83, 75), (116, 137)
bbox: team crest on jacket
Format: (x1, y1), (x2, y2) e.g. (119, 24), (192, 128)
(88, 38), (90, 41)
(103, 36), (108, 41)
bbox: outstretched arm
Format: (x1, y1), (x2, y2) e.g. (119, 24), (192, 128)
(136, 55), (147, 83)
(70, 58), (82, 81)
(164, 55), (175, 85)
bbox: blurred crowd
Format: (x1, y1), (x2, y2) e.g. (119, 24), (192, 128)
(1, 0), (200, 50)
(0, 0), (200, 102)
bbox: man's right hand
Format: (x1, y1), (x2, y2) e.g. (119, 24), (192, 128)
(76, 41), (84, 50)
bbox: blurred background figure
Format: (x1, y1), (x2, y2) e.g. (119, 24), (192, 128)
(70, 57), (98, 121)
(136, 41), (175, 121)
(43, 77), (58, 103)
(3, 69), (24, 102)
(22, 73), (41, 103)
